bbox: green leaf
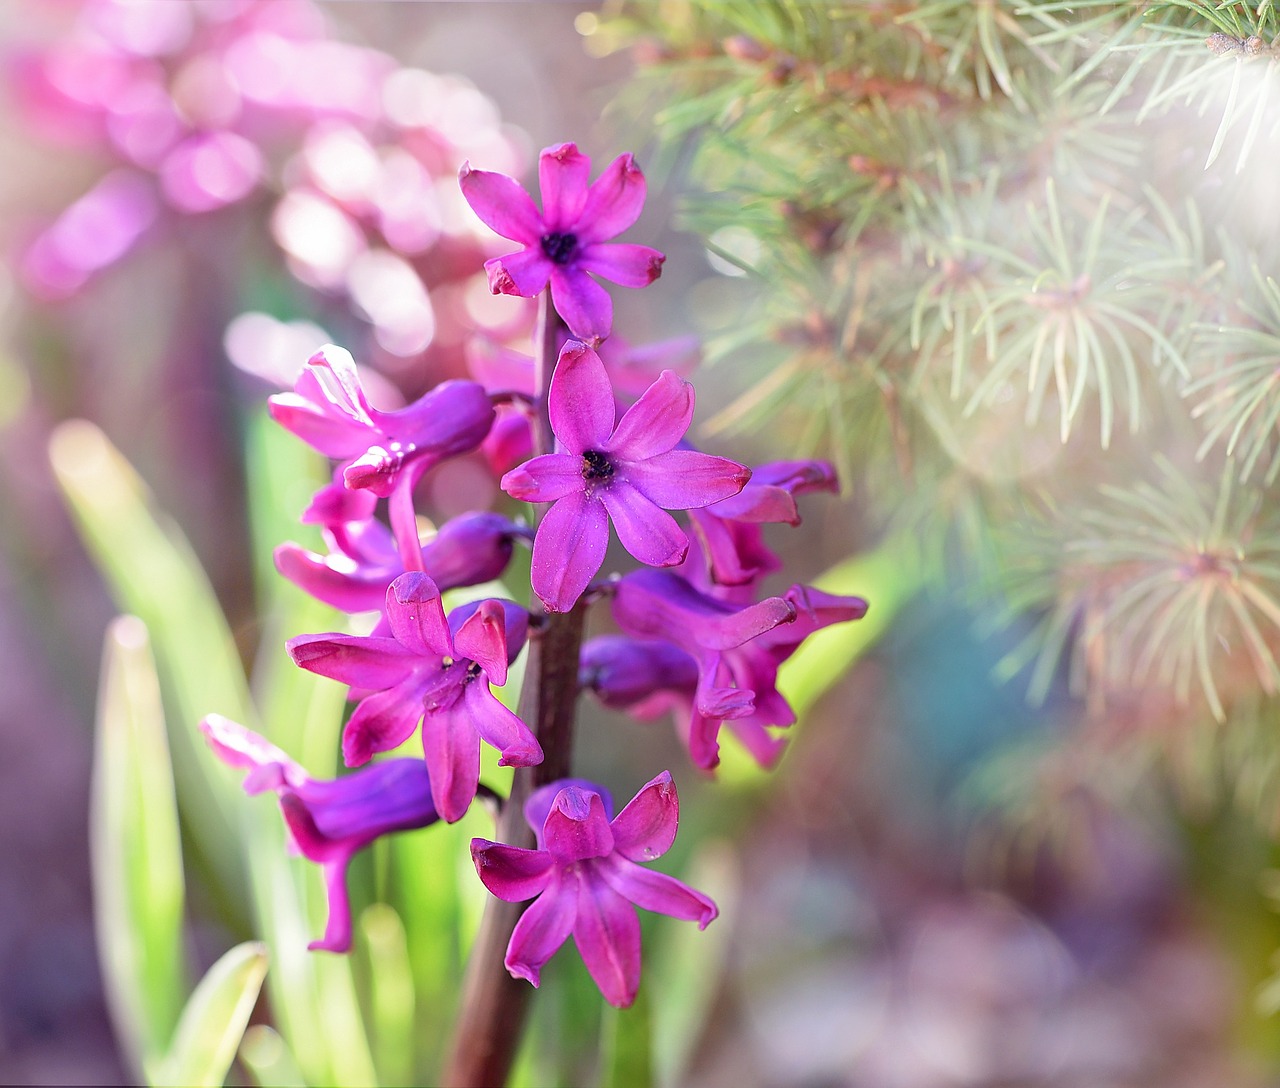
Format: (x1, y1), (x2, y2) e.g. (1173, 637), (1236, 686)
(152, 941), (269, 1088)
(360, 903), (416, 1087)
(92, 616), (189, 1079)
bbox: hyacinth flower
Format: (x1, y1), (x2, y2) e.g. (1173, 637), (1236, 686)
(501, 341), (750, 612)
(470, 773), (717, 1007)
(276, 505), (530, 615)
(287, 572), (539, 822)
(459, 141), (666, 343)
(199, 714), (440, 953)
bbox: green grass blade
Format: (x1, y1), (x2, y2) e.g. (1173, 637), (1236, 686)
(92, 616), (189, 1080)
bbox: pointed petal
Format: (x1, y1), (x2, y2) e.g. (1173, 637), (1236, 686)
(538, 142), (590, 231)
(501, 452), (584, 503)
(273, 543), (390, 613)
(452, 598), (509, 683)
(543, 787), (615, 863)
(266, 392), (370, 458)
(308, 855), (356, 952)
(287, 632), (418, 689)
(685, 510), (780, 587)
(530, 491), (609, 612)
(610, 771), (679, 862)
(301, 759), (439, 843)
(548, 341), (614, 454)
(200, 715), (307, 791)
(577, 243), (664, 288)
(459, 162), (543, 244)
(386, 572), (452, 657)
(421, 707), (481, 823)
(573, 153), (647, 245)
(572, 874), (642, 1008)
(606, 370), (693, 461)
(505, 873), (577, 987)
(471, 839), (554, 901)
(597, 855), (718, 930)
(485, 248), (552, 298)
(549, 267), (612, 345)
(341, 675), (427, 766)
(459, 683), (542, 767)
(726, 717), (789, 769)
(600, 486), (688, 567)
(627, 450), (751, 509)
(684, 706), (724, 770)
(526, 780), (615, 846)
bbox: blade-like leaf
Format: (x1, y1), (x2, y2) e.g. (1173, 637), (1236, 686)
(92, 616), (189, 1079)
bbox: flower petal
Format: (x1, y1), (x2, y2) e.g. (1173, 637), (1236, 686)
(549, 266), (612, 345)
(572, 152), (647, 245)
(626, 449), (751, 509)
(501, 452), (583, 503)
(471, 839), (554, 901)
(609, 771), (679, 862)
(307, 854), (356, 953)
(421, 706), (481, 823)
(577, 243), (665, 289)
(596, 855), (718, 930)
(200, 715), (306, 791)
(572, 874), (642, 1008)
(530, 490), (609, 613)
(274, 543), (391, 613)
(606, 370), (693, 461)
(459, 162), (543, 244)
(386, 572), (453, 657)
(525, 780), (614, 845)
(485, 248), (552, 298)
(543, 787), (615, 863)
(301, 759), (439, 844)
(451, 598), (510, 683)
(505, 872), (577, 987)
(548, 341), (615, 454)
(458, 684), (542, 768)
(287, 633), (418, 689)
(538, 142), (591, 232)
(599, 486), (688, 567)
(341, 674), (428, 766)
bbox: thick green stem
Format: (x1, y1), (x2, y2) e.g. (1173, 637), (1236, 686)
(441, 294), (584, 1088)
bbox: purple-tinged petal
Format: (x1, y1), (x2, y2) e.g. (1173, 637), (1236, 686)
(603, 335), (700, 398)
(287, 633), (418, 689)
(386, 572), (452, 658)
(548, 341), (615, 454)
(543, 787), (615, 864)
(459, 161), (543, 245)
(538, 142), (591, 232)
(447, 599), (530, 665)
(579, 636), (699, 709)
(606, 370), (693, 461)
(302, 345), (374, 423)
(530, 491), (609, 613)
(301, 475), (378, 528)
(577, 243), (665, 289)
(525, 780), (614, 847)
(200, 715), (307, 792)
(599, 486), (688, 568)
(549, 266), (612, 346)
(693, 667), (756, 721)
(610, 771), (679, 862)
(483, 407), (535, 476)
(685, 511), (781, 588)
(613, 569), (797, 651)
(485, 249), (552, 298)
(709, 460), (838, 524)
(422, 512), (528, 591)
(471, 839), (554, 901)
(307, 854), (355, 953)
(301, 759), (439, 843)
(505, 872), (577, 987)
(421, 707), (481, 823)
(596, 855), (717, 929)
(626, 450), (751, 510)
(458, 684), (542, 768)
(572, 152), (647, 244)
(572, 875), (642, 1008)
(501, 452), (584, 504)
(267, 391), (371, 458)
(726, 717), (789, 769)
(451, 598), (510, 683)
(685, 707), (724, 770)
(273, 542), (391, 613)
(467, 339), (536, 396)
(342, 674), (429, 766)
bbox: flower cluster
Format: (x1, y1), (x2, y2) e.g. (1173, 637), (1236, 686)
(201, 140), (867, 1012)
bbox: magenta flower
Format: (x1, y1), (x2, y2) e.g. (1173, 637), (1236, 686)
(287, 572), (539, 822)
(268, 344), (494, 498)
(459, 142), (666, 343)
(470, 773), (717, 1007)
(200, 714), (439, 953)
(501, 341), (750, 612)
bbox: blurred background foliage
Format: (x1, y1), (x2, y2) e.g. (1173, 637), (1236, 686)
(7, 1), (1280, 1086)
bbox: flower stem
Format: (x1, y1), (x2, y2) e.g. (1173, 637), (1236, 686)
(441, 293), (583, 1088)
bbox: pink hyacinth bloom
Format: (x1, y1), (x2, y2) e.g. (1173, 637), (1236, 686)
(500, 341), (750, 612)
(470, 773), (717, 1008)
(268, 344), (494, 498)
(200, 714), (439, 952)
(459, 142), (666, 344)
(287, 572), (539, 822)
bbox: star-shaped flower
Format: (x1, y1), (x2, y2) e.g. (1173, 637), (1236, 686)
(459, 142), (665, 344)
(501, 341), (750, 612)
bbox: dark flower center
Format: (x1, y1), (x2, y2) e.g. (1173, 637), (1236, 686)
(541, 231), (578, 265)
(464, 661), (484, 685)
(581, 449), (615, 482)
